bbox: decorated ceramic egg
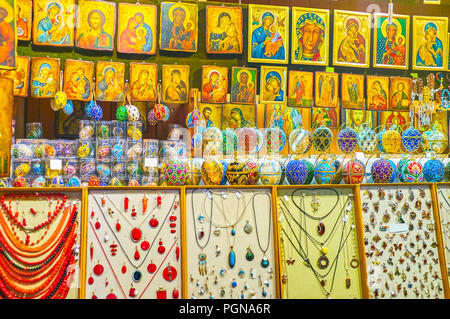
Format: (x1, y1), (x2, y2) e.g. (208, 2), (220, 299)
(127, 143), (143, 158)
(259, 159), (283, 185)
(54, 91), (67, 110)
(264, 127), (286, 154)
(80, 161), (95, 176)
(31, 176), (46, 188)
(342, 159), (365, 184)
(397, 158), (410, 182)
(63, 100), (74, 115)
(357, 126), (377, 153)
(289, 128), (312, 154)
(32, 161), (45, 175)
(109, 177), (123, 186)
(382, 129), (401, 153)
(201, 159), (223, 185)
(285, 159), (308, 185)
(388, 159), (397, 183)
(237, 127), (258, 153)
(97, 145), (110, 159)
(226, 161), (249, 185)
(222, 129), (237, 156)
(303, 160), (315, 185)
(376, 129), (386, 153)
(203, 127), (222, 155)
(422, 126), (447, 154)
(127, 126), (143, 141)
(401, 127), (422, 153)
(314, 159), (337, 184)
(77, 143), (91, 158)
(337, 127), (358, 153)
(88, 176), (100, 186)
(14, 163), (31, 177)
(126, 104), (140, 121)
(96, 163), (111, 178)
(162, 105), (170, 121)
(90, 103), (103, 121)
(402, 160), (423, 183)
(245, 159), (260, 185)
(116, 105), (128, 121)
(50, 176), (65, 187)
(13, 176), (28, 187)
(186, 109), (203, 128)
(66, 176), (81, 187)
(111, 143), (125, 158)
(371, 158), (395, 183)
(423, 159), (445, 182)
(312, 126), (333, 153)
(164, 160), (187, 186)
(185, 159), (201, 186)
(153, 104), (166, 121)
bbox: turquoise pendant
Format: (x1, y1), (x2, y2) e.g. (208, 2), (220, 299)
(229, 249), (236, 268)
(261, 255), (269, 268)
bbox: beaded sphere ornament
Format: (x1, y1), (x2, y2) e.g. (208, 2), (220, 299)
(90, 103), (103, 121)
(153, 104), (166, 121)
(54, 91), (67, 110)
(381, 129), (401, 153)
(314, 159), (337, 184)
(88, 176), (100, 186)
(264, 127), (286, 154)
(126, 104), (140, 121)
(401, 126), (422, 153)
(185, 159), (201, 186)
(289, 127), (312, 154)
(220, 160), (228, 185)
(63, 100), (74, 115)
(337, 127), (358, 153)
(285, 159), (308, 185)
(259, 159), (283, 185)
(342, 159), (365, 184)
(312, 126), (333, 153)
(116, 105), (128, 122)
(222, 129), (237, 156)
(201, 159), (223, 185)
(371, 158), (395, 183)
(357, 126), (377, 153)
(147, 109), (158, 126)
(422, 126), (447, 154)
(423, 158), (445, 182)
(402, 160), (423, 183)
(164, 160), (187, 186)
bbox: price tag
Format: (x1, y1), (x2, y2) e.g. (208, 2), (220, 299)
(235, 191), (241, 199)
(144, 157), (158, 167)
(326, 67), (335, 73)
(410, 73), (419, 78)
(389, 223), (409, 233)
(50, 159), (62, 170)
(283, 195), (289, 202)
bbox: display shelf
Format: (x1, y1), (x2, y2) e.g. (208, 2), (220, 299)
(275, 184), (366, 299)
(83, 186), (183, 299)
(0, 187), (84, 299)
(434, 183), (450, 295)
(183, 185), (279, 299)
(359, 183), (449, 299)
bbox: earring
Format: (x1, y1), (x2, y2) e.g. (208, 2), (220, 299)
(158, 239), (166, 254)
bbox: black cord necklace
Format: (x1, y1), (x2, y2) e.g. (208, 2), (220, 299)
(252, 192), (272, 268)
(291, 188), (340, 220)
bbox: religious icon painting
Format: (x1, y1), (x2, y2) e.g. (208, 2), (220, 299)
(159, 2), (198, 53)
(265, 104), (307, 139)
(333, 10), (371, 68)
(314, 71), (339, 108)
(201, 65), (228, 104)
(287, 70), (313, 108)
(222, 103), (256, 130)
(130, 62), (157, 102)
(0, 55), (30, 97)
(95, 61), (125, 102)
(230, 67), (257, 105)
(16, 0), (32, 41)
(380, 111), (410, 132)
(162, 64), (189, 104)
(412, 16), (448, 71)
(75, 0), (116, 51)
(291, 7), (329, 66)
(30, 56), (60, 98)
(118, 3), (157, 55)
(260, 66), (287, 104)
(199, 103), (222, 128)
(373, 13), (410, 69)
(341, 73), (364, 109)
(0, 0), (16, 70)
(311, 107), (339, 129)
(366, 75), (390, 111)
(63, 59), (94, 101)
(206, 6), (243, 55)
(389, 77), (412, 111)
(0, 77), (13, 177)
(33, 0), (75, 47)
(248, 4), (289, 64)
(344, 109), (375, 133)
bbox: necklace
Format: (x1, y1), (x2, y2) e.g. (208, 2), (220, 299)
(251, 192), (272, 268)
(438, 190), (450, 253)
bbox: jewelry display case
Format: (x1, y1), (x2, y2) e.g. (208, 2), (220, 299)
(83, 187), (183, 299)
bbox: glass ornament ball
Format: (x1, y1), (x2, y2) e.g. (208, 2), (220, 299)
(337, 127), (358, 153)
(422, 127), (447, 154)
(312, 126), (333, 153)
(201, 159), (223, 185)
(153, 103), (166, 121)
(314, 159), (337, 185)
(164, 160), (187, 186)
(401, 127), (422, 153)
(285, 159), (308, 185)
(357, 126), (377, 153)
(381, 129), (401, 153)
(289, 127), (312, 154)
(402, 160), (423, 183)
(370, 158), (395, 183)
(423, 159), (444, 182)
(116, 105), (128, 122)
(259, 159), (283, 185)
(342, 159), (365, 184)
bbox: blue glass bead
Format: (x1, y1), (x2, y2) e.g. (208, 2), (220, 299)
(132, 270), (142, 282)
(231, 229), (236, 236)
(231, 280), (237, 288)
(229, 250), (236, 268)
(261, 256), (270, 268)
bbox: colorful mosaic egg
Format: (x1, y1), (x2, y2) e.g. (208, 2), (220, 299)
(312, 126), (333, 153)
(164, 160), (187, 186)
(259, 159), (282, 185)
(402, 127), (422, 153)
(201, 159), (223, 185)
(88, 176), (100, 186)
(337, 127), (358, 153)
(237, 127), (258, 153)
(90, 103), (103, 121)
(402, 160), (423, 183)
(371, 158), (394, 183)
(63, 100), (74, 115)
(397, 157), (410, 182)
(109, 177), (123, 186)
(147, 109), (158, 126)
(286, 159), (308, 185)
(185, 160), (201, 186)
(314, 159), (337, 184)
(358, 126), (377, 153)
(289, 128), (312, 154)
(13, 177), (28, 187)
(220, 160), (228, 185)
(423, 159), (445, 182)
(85, 101), (96, 117)
(222, 129), (237, 156)
(153, 104), (166, 121)
(66, 176), (81, 187)
(126, 104), (140, 121)
(96, 163), (111, 178)
(127, 162), (142, 177)
(31, 176), (46, 188)
(264, 127), (286, 154)
(422, 126), (447, 154)
(186, 109), (203, 128)
(116, 105), (128, 121)
(162, 105), (170, 121)
(342, 159), (365, 184)
(33, 161), (45, 175)
(112, 162), (126, 176)
(382, 129), (401, 153)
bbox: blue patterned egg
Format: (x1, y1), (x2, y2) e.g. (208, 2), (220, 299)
(388, 159), (397, 183)
(397, 158), (410, 182)
(377, 129), (386, 153)
(220, 160), (228, 185)
(357, 126), (377, 153)
(111, 143), (125, 158)
(286, 159), (308, 185)
(31, 176), (46, 187)
(32, 161), (44, 175)
(402, 127), (422, 153)
(303, 160), (314, 185)
(85, 101), (96, 117)
(337, 127), (358, 153)
(63, 100), (74, 115)
(314, 159), (337, 184)
(312, 126), (333, 153)
(90, 104), (103, 121)
(66, 176), (81, 187)
(423, 159), (444, 182)
(96, 163), (111, 178)
(259, 159), (283, 185)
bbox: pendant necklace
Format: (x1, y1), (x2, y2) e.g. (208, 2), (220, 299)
(438, 190), (450, 253)
(251, 192), (272, 268)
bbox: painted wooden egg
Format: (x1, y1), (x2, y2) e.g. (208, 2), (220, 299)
(314, 159), (337, 184)
(402, 160), (423, 183)
(185, 160), (201, 186)
(220, 160), (228, 185)
(222, 129), (237, 156)
(116, 105), (128, 121)
(127, 126), (142, 141)
(337, 127), (358, 153)
(225, 161), (248, 186)
(153, 103), (166, 121)
(13, 177), (28, 187)
(164, 160), (187, 186)
(147, 109), (158, 126)
(201, 159), (223, 185)
(289, 128), (312, 154)
(422, 127), (447, 154)
(401, 127), (422, 153)
(371, 158), (395, 183)
(126, 104), (140, 121)
(31, 176), (46, 188)
(285, 159), (308, 185)
(264, 127), (286, 154)
(63, 100), (74, 115)
(14, 163), (31, 177)
(54, 91), (67, 110)
(245, 160), (260, 185)
(342, 159), (365, 184)
(357, 126), (377, 153)
(381, 129), (401, 153)
(423, 159), (444, 182)
(237, 127), (258, 153)
(259, 159), (283, 185)
(33, 161), (45, 175)
(312, 126), (333, 153)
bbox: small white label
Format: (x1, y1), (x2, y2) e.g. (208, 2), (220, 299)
(222, 191), (228, 199)
(389, 223), (409, 233)
(144, 157), (158, 167)
(283, 195), (289, 202)
(50, 159), (62, 170)
(235, 192), (241, 199)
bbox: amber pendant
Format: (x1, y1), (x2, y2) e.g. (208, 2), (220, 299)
(346, 277), (351, 289)
(317, 222), (325, 236)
